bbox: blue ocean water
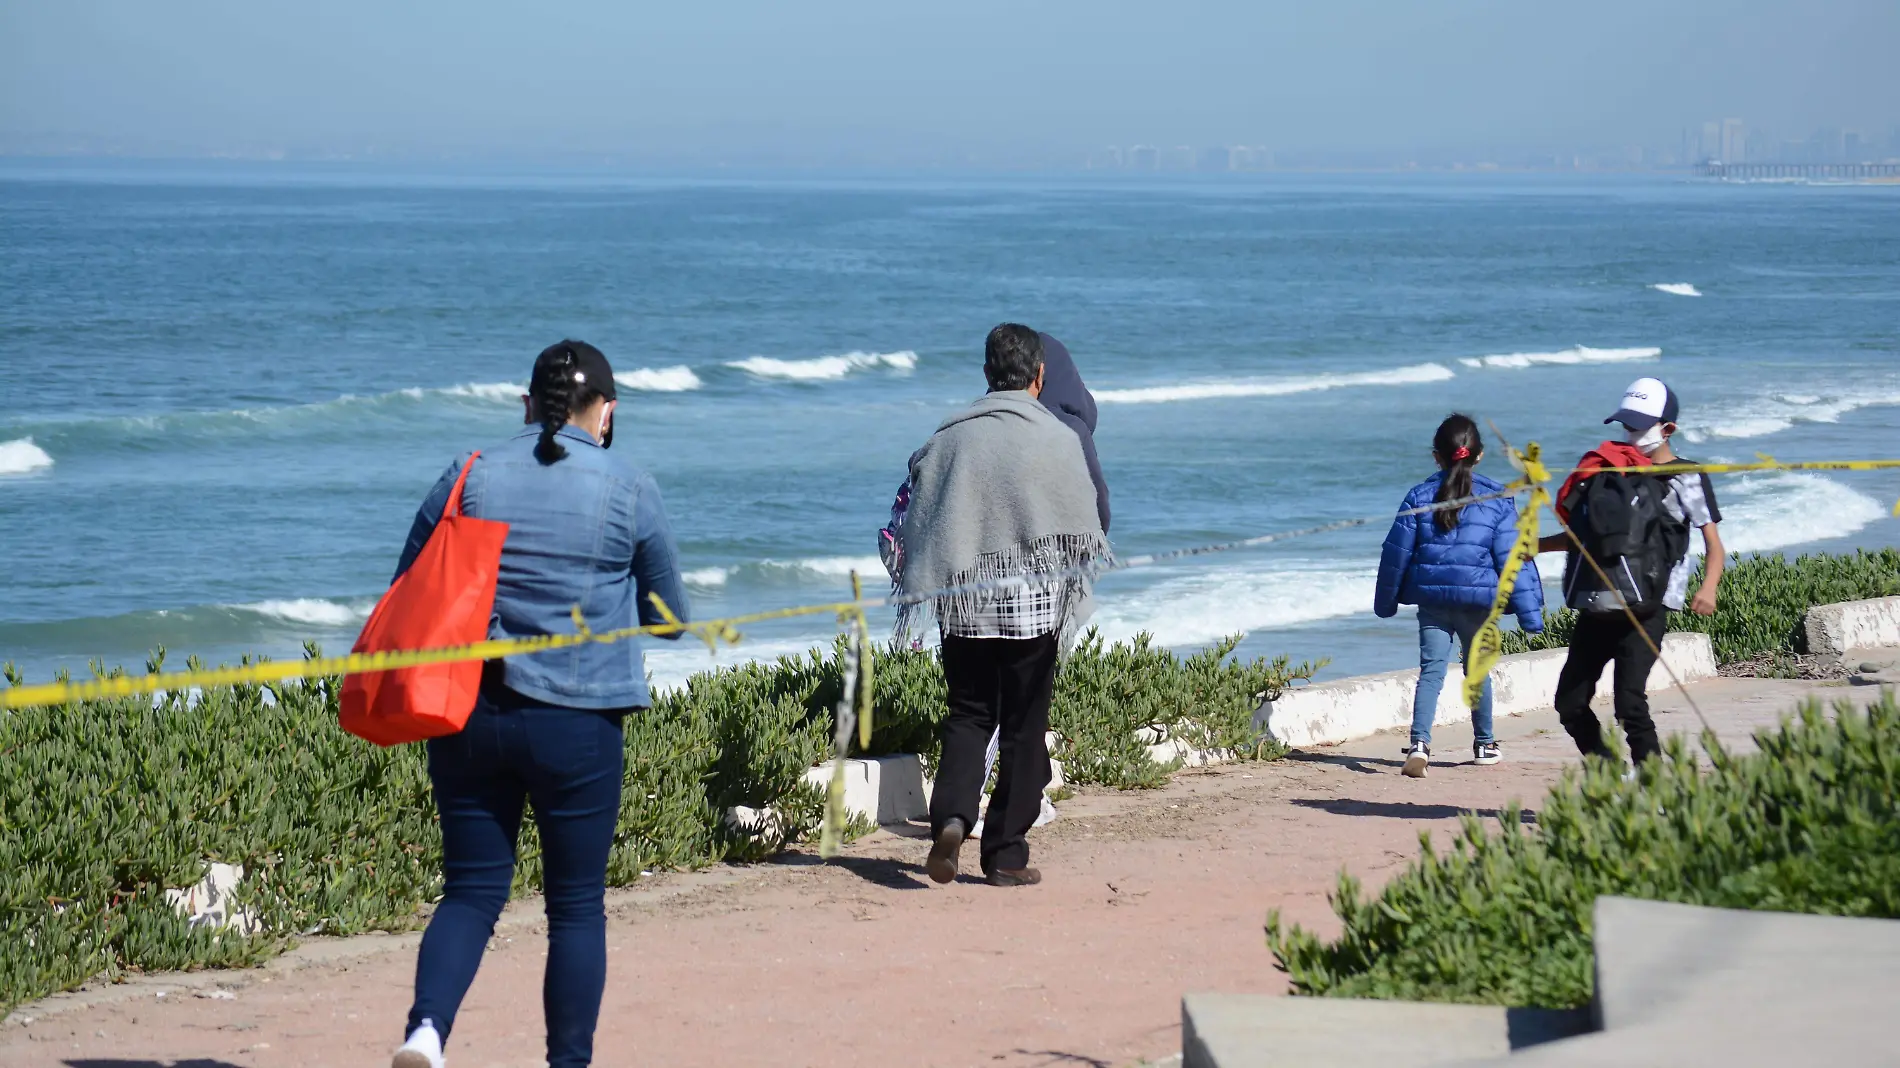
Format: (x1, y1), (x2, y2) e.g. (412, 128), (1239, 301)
(3, 164), (1897, 689)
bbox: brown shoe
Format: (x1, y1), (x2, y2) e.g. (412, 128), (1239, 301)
(926, 819), (966, 885)
(983, 866), (1042, 887)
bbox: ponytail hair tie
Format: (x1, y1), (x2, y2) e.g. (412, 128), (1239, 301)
(1452, 446), (1471, 461)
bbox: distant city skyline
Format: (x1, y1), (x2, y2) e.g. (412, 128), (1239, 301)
(4, 1), (1896, 172)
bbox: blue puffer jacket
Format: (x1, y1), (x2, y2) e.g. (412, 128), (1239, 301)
(1374, 471), (1544, 631)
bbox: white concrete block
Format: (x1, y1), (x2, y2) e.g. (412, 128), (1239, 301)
(164, 862), (259, 936)
(1805, 596), (1900, 667)
(801, 754), (929, 826)
(1256, 632), (1718, 749)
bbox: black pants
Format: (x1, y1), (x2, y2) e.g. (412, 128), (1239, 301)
(1554, 609), (1668, 764)
(931, 633), (1058, 872)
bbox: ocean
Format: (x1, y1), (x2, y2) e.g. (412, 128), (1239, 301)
(3, 164), (1897, 690)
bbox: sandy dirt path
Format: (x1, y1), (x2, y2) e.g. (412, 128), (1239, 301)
(0, 678), (1851, 1068)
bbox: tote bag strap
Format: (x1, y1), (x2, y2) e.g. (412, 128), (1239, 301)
(441, 451), (482, 520)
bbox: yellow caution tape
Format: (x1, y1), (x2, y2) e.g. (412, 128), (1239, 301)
(1463, 442), (1552, 710)
(818, 573), (876, 858)
(1596, 455), (1900, 515)
(0, 595), (873, 711)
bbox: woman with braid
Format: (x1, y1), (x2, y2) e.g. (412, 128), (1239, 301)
(387, 340), (689, 1068)
(1373, 415), (1543, 778)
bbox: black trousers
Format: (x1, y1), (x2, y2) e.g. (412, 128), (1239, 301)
(930, 633), (1058, 872)
(1554, 609), (1668, 764)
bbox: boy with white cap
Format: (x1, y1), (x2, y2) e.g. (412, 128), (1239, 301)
(1535, 377), (1725, 766)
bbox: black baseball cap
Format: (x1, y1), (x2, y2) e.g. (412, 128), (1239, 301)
(1604, 376), (1679, 431)
(531, 340), (617, 402)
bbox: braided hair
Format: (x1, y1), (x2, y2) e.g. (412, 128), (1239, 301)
(529, 340), (609, 465)
(1432, 414), (1483, 531)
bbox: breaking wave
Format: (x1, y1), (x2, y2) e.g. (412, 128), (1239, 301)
(684, 555), (886, 588)
(1458, 346), (1662, 370)
(1680, 390), (1900, 443)
(1651, 283), (1702, 297)
(727, 351), (918, 381)
(1095, 362), (1454, 405)
(0, 438), (55, 476)
(233, 598), (372, 628)
(1089, 562), (1376, 648)
(1716, 474), (1889, 556)
(615, 366), (703, 392)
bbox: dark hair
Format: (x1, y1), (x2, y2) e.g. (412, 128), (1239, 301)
(530, 340), (610, 465)
(1432, 414), (1483, 532)
(984, 323), (1044, 392)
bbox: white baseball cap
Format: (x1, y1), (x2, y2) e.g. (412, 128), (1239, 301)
(1605, 377), (1680, 431)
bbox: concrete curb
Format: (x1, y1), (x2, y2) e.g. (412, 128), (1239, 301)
(1804, 595), (1900, 669)
(802, 754), (930, 825)
(1256, 633), (1718, 750)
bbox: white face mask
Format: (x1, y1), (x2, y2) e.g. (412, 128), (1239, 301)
(1626, 423), (1666, 455)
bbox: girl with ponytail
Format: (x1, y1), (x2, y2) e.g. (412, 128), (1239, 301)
(386, 339), (686, 1068)
(1373, 414), (1545, 779)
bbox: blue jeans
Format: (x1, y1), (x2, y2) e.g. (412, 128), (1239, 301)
(407, 679), (627, 1068)
(1412, 604), (1495, 747)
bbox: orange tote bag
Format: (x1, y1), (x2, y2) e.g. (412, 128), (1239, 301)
(341, 453), (510, 746)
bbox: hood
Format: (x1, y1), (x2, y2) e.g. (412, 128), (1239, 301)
(1036, 333), (1097, 434)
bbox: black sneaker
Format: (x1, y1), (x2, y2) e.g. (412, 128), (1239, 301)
(1402, 742), (1430, 778)
(1473, 742), (1501, 766)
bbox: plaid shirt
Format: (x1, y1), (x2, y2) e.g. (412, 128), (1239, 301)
(936, 567), (1072, 640)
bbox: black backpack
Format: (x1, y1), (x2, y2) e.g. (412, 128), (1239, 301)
(1561, 470), (1691, 613)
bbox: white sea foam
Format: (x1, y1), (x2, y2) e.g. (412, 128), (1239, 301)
(435, 382), (523, 401)
(0, 438), (54, 476)
(235, 598), (371, 628)
(1651, 283), (1702, 297)
(1457, 346), (1662, 370)
(727, 350), (918, 381)
(1714, 473), (1888, 556)
(687, 555), (886, 588)
(1089, 562), (1375, 649)
(1094, 362), (1454, 405)
(616, 366), (703, 392)
(1681, 390), (1900, 443)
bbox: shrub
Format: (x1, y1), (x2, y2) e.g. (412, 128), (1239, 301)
(1265, 693), (1900, 1009)
(1500, 549), (1900, 664)
(1051, 632), (1317, 789)
(2, 630), (1310, 1010)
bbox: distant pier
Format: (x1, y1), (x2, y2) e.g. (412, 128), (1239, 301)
(1698, 161), (1900, 180)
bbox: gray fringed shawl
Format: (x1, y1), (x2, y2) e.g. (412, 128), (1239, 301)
(894, 390), (1110, 639)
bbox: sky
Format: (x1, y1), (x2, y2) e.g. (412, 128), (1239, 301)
(3, 0), (1897, 163)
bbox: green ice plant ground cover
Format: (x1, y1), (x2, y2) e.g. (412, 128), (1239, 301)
(1266, 694), (1900, 1009)
(1, 632), (1315, 1010)
(1500, 549), (1900, 669)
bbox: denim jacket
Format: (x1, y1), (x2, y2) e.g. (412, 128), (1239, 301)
(395, 424), (688, 709)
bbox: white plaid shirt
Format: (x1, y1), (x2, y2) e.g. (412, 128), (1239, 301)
(936, 571), (1070, 639)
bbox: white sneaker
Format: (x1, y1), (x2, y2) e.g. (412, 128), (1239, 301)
(1473, 742), (1501, 766)
(393, 1021), (445, 1068)
(1402, 743), (1430, 778)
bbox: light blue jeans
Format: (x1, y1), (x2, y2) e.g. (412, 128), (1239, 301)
(1412, 604), (1495, 748)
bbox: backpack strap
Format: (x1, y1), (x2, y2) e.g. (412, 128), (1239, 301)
(442, 452), (481, 520)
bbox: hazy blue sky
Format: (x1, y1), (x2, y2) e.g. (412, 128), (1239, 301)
(3, 0), (1896, 161)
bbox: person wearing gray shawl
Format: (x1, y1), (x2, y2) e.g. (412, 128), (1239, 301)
(899, 324), (1109, 887)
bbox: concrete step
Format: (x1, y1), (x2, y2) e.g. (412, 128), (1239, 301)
(1181, 994), (1588, 1068)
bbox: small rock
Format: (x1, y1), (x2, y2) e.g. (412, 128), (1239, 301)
(195, 989), (236, 1000)
(1860, 662), (1884, 674)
